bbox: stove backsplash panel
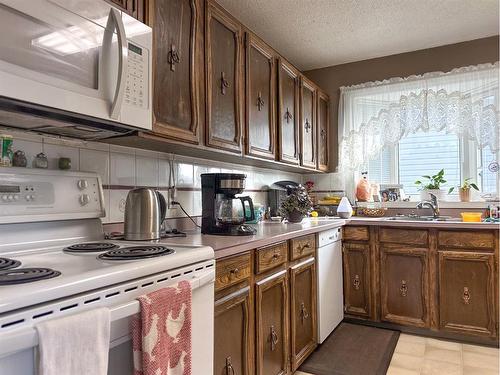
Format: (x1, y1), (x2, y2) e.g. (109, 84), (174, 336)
(3, 129), (302, 223)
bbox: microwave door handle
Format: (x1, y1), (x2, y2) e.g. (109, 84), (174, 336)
(105, 8), (128, 120)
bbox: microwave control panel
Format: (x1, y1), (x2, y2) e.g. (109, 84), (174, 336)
(125, 43), (149, 110)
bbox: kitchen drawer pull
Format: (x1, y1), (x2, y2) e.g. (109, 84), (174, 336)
(270, 325), (279, 351)
(300, 302), (309, 324)
(167, 44), (180, 71)
(229, 268), (239, 277)
(224, 356), (235, 375)
(299, 243), (310, 252)
(220, 72), (229, 95)
(257, 92), (265, 111)
(353, 274), (360, 290)
(271, 252), (280, 261)
(284, 107), (293, 123)
(400, 280), (408, 297)
(462, 287), (471, 305)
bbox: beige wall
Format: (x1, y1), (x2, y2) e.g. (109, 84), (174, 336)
(304, 36), (500, 170)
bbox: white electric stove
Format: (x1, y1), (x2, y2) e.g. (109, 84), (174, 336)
(0, 167), (215, 375)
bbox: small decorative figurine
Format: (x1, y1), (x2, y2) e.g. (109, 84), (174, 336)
(33, 152), (48, 169)
(12, 150), (27, 167)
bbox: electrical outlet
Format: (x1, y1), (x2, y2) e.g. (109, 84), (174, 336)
(168, 188), (179, 211)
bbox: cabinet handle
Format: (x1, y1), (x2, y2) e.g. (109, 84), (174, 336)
(300, 302), (310, 324)
(462, 287), (471, 305)
(220, 72), (229, 95)
(271, 252), (280, 261)
(167, 44), (180, 71)
(284, 108), (293, 123)
(224, 357), (235, 375)
(304, 119), (311, 133)
(229, 268), (239, 278)
(353, 274), (360, 290)
(270, 325), (279, 351)
(320, 128), (326, 139)
(257, 92), (265, 111)
(299, 243), (310, 253)
(400, 280), (408, 297)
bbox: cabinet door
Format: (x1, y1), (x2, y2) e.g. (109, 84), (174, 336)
(277, 58), (300, 165)
(205, 2), (242, 153)
(107, 0), (147, 22)
(380, 246), (429, 327)
(151, 0), (200, 144)
(214, 287), (253, 375)
(439, 251), (496, 337)
(343, 242), (371, 318)
(255, 270), (288, 375)
(290, 257), (317, 371)
(245, 33), (276, 159)
(300, 77), (316, 168)
(317, 90), (329, 171)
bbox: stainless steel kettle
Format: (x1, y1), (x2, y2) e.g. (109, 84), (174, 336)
(124, 188), (167, 240)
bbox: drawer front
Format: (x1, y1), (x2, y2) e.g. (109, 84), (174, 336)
(438, 230), (496, 250)
(216, 253), (251, 291)
(256, 241), (288, 274)
(379, 228), (428, 246)
(290, 234), (316, 260)
(343, 226), (369, 241)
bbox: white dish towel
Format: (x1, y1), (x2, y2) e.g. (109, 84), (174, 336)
(35, 308), (110, 375)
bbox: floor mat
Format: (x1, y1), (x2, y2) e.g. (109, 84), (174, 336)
(299, 322), (400, 375)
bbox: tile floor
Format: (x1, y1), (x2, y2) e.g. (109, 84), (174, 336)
(294, 333), (499, 375)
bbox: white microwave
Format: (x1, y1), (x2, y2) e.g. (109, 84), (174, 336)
(0, 0), (152, 138)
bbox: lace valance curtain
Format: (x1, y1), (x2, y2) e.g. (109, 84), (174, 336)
(338, 62), (500, 171)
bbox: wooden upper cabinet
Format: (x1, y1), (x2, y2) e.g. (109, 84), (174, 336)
(277, 58), (300, 165)
(439, 251), (496, 337)
(205, 2), (243, 153)
(150, 0), (200, 144)
(214, 287), (253, 375)
(317, 90), (329, 171)
(107, 0), (147, 22)
(245, 33), (277, 159)
(343, 242), (371, 318)
(290, 257), (317, 371)
(255, 270), (289, 375)
(300, 77), (317, 168)
(380, 246), (430, 328)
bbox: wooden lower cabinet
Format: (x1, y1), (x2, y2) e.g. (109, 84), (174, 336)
(255, 270), (288, 375)
(290, 257), (317, 371)
(343, 241), (371, 318)
(214, 287), (252, 375)
(380, 246), (429, 327)
(439, 251), (496, 337)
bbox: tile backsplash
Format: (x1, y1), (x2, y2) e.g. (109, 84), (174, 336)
(3, 129), (302, 223)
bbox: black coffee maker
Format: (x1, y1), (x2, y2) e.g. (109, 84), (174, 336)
(201, 173), (257, 236)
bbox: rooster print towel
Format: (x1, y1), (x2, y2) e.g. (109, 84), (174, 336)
(132, 281), (192, 375)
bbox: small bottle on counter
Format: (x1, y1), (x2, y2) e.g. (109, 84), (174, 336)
(0, 134), (13, 167)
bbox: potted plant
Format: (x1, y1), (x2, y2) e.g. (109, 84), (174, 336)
(448, 178), (479, 202)
(279, 185), (313, 223)
(415, 169), (448, 201)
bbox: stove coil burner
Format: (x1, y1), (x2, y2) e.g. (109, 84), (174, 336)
(64, 242), (120, 253)
(98, 246), (175, 261)
(0, 268), (61, 285)
(0, 257), (21, 271)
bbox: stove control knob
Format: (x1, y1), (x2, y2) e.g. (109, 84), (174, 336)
(1, 195), (7, 201)
(13, 195), (19, 201)
(77, 179), (89, 190)
(79, 194), (90, 206)
(7, 195), (13, 201)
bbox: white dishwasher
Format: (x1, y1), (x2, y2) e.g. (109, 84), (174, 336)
(317, 227), (344, 343)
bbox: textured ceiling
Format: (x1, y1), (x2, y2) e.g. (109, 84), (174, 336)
(216, 0), (499, 70)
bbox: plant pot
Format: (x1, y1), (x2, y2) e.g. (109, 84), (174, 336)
(459, 188), (471, 202)
(286, 210), (303, 223)
(420, 189), (444, 201)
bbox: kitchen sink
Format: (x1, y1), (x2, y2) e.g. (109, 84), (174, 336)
(385, 215), (462, 222)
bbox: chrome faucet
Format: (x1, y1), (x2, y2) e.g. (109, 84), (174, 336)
(416, 193), (440, 218)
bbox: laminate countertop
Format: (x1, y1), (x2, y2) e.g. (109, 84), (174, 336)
(159, 217), (498, 259)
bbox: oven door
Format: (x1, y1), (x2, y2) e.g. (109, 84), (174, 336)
(0, 263), (214, 375)
(0, 0), (152, 130)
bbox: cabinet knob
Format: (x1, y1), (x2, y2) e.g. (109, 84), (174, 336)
(304, 119), (311, 133)
(224, 357), (235, 375)
(353, 274), (360, 290)
(400, 280), (408, 297)
(220, 72), (229, 95)
(271, 252), (280, 261)
(300, 302), (310, 324)
(167, 44), (180, 71)
(284, 107), (293, 123)
(270, 325), (279, 351)
(229, 268), (239, 278)
(462, 286), (471, 305)
(257, 92), (265, 111)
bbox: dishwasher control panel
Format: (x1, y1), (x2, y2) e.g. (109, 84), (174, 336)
(317, 227), (342, 246)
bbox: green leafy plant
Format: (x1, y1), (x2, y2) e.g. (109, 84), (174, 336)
(448, 178), (479, 194)
(279, 185), (313, 217)
(415, 169), (447, 191)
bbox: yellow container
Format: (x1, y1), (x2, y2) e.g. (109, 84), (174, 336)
(460, 212), (482, 222)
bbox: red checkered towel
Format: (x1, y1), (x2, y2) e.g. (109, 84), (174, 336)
(132, 281), (192, 375)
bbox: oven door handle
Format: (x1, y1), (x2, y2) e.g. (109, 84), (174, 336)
(0, 269), (214, 358)
(104, 7), (128, 120)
